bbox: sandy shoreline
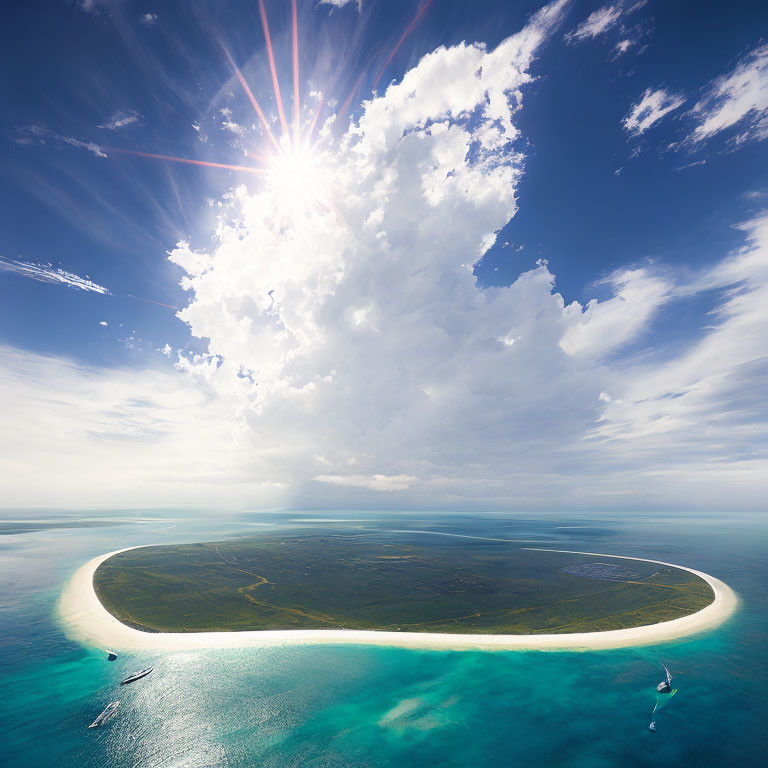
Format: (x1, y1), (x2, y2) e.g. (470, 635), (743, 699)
(59, 545), (739, 652)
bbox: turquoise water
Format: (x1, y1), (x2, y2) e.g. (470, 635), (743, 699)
(1, 512), (767, 767)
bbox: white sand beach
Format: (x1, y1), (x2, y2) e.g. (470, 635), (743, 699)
(59, 546), (738, 653)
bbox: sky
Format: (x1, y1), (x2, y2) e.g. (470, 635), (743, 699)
(1, 0), (767, 511)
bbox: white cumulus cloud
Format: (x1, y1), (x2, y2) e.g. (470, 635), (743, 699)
(157, 0), (766, 510)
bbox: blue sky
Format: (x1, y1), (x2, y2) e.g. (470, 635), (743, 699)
(1, 0), (767, 510)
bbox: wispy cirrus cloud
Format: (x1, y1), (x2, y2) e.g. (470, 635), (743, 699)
(15, 123), (106, 158)
(623, 87), (685, 136)
(98, 109), (143, 130)
(690, 43), (768, 145)
(559, 268), (671, 357)
(624, 43), (768, 151)
(317, 0), (361, 9)
(566, 5), (623, 42)
(566, 1), (648, 59)
(0, 254), (110, 295)
(314, 474), (419, 491)
(566, 1), (646, 42)
(0, 344), (262, 508)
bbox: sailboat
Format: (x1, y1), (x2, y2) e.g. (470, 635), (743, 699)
(120, 667), (153, 685)
(648, 663), (677, 731)
(656, 664), (673, 693)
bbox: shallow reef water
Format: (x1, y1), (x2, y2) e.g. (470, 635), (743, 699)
(1, 511), (766, 767)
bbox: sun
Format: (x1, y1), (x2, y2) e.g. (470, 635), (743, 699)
(266, 145), (325, 211)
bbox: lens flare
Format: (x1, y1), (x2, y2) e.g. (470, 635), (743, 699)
(107, 148), (267, 174)
(292, 0), (301, 146)
(259, 0), (289, 137)
(108, 0), (433, 215)
(374, 0), (434, 91)
(337, 72), (366, 126)
(305, 92), (324, 149)
(222, 46), (281, 154)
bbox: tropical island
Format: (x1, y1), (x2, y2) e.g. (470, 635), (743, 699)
(56, 532), (737, 651)
(92, 535), (714, 635)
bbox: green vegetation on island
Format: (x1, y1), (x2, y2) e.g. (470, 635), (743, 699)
(93, 535), (714, 635)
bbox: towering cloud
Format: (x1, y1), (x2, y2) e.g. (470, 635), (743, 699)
(159, 0), (766, 508)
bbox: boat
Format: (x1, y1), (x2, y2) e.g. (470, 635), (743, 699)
(88, 701), (119, 728)
(106, 650), (117, 661)
(120, 667), (153, 685)
(656, 663), (673, 693)
(649, 721), (656, 732)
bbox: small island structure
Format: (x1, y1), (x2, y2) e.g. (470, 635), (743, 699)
(60, 534), (739, 652)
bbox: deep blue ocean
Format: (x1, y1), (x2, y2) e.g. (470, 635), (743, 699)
(1, 511), (766, 768)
